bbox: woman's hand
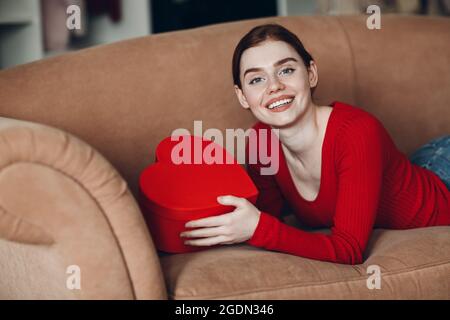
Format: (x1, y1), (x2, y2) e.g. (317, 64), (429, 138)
(180, 195), (261, 246)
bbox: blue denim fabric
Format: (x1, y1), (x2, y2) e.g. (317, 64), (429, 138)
(409, 135), (450, 190)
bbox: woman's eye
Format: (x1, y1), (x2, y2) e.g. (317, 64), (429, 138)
(280, 68), (295, 75)
(249, 77), (263, 85)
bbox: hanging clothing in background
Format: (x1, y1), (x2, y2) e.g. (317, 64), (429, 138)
(86, 0), (122, 23)
(41, 0), (121, 52)
(41, 0), (86, 52)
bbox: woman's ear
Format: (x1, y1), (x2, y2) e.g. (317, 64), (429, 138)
(307, 61), (319, 90)
(234, 85), (251, 109)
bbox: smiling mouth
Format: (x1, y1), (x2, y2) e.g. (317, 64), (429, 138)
(265, 97), (295, 112)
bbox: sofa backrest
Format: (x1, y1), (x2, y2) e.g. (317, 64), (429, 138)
(0, 15), (449, 197)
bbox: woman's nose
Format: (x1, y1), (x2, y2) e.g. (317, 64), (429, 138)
(267, 77), (285, 94)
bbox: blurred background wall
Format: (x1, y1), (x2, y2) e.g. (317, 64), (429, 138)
(0, 0), (449, 69)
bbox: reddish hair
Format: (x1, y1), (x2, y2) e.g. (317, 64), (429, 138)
(232, 23), (314, 89)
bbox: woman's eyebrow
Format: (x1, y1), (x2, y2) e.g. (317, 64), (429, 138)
(274, 57), (298, 67)
(243, 57), (298, 77)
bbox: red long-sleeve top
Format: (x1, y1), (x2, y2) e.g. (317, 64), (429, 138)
(245, 101), (450, 265)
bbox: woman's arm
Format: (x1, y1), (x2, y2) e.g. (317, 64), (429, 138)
(247, 116), (385, 265)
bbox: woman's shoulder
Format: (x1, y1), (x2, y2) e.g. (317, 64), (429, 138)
(331, 101), (386, 135)
(332, 100), (376, 120)
(330, 101), (394, 159)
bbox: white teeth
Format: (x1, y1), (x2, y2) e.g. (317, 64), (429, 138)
(267, 98), (293, 109)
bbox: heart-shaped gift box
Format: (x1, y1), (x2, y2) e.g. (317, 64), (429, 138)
(139, 135), (259, 253)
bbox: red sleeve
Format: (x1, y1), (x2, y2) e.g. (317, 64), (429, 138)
(247, 116), (385, 265)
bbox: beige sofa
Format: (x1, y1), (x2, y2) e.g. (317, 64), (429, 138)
(0, 15), (449, 300)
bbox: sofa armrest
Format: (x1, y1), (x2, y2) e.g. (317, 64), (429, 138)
(0, 117), (167, 299)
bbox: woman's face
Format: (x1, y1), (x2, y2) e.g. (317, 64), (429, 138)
(235, 40), (318, 127)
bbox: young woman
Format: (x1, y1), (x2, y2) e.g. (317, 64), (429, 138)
(180, 24), (450, 264)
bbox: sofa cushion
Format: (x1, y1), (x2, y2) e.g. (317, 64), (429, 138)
(0, 117), (167, 299)
(160, 226), (450, 299)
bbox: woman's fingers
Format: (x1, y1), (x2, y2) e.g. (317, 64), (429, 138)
(184, 196), (247, 228)
(218, 195), (246, 207)
(181, 195), (251, 247)
(185, 212), (232, 228)
(180, 226), (226, 239)
(184, 235), (230, 247)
